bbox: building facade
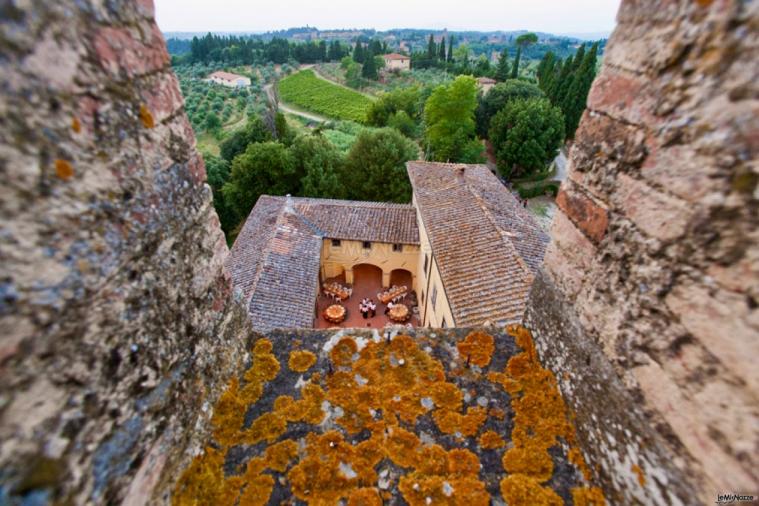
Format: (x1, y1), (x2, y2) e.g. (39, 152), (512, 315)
(226, 163), (547, 331)
(382, 53), (411, 71)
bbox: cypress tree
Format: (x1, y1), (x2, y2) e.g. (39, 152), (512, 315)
(447, 35), (454, 62)
(563, 42), (598, 137)
(536, 51), (555, 84)
(439, 36), (446, 61)
(552, 54), (573, 103)
(427, 34), (436, 60)
(495, 48), (510, 81)
(510, 46), (521, 78)
(353, 41), (364, 63)
(362, 49), (378, 80)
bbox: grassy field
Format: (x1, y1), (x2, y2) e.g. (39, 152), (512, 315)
(278, 70), (373, 123)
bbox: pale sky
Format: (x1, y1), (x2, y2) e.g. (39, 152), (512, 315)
(155, 0), (620, 36)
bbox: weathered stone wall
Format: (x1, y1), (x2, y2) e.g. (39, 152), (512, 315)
(0, 1), (252, 504)
(526, 0), (758, 504)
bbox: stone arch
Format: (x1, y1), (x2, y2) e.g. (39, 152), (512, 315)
(346, 262), (383, 286)
(390, 268), (413, 289)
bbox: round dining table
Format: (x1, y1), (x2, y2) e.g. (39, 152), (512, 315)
(387, 303), (410, 323)
(324, 304), (346, 324)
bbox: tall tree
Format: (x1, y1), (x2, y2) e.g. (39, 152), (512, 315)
(424, 75), (483, 162)
(511, 32), (538, 78)
(353, 41), (364, 63)
(342, 128), (418, 202)
(489, 98), (565, 178)
(494, 48), (510, 81)
(223, 142), (296, 222)
(361, 48), (378, 80)
(427, 34), (437, 61)
(290, 134), (345, 199)
(438, 36), (447, 61)
(475, 80), (544, 137)
(562, 42), (598, 137)
(447, 35), (454, 63)
(510, 46), (521, 79)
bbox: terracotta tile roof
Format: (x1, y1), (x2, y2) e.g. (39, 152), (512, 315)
(225, 196), (418, 331)
(291, 197), (418, 244)
(477, 77), (497, 84)
(383, 53), (410, 60)
(225, 196), (321, 332)
(407, 162), (548, 326)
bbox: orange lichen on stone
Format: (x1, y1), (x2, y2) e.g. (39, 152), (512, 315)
(491, 325), (606, 503)
(265, 440), (299, 472)
(398, 474), (489, 506)
(347, 487), (383, 506)
(71, 117), (81, 133)
(478, 430), (505, 449)
(139, 103), (154, 128)
(54, 159), (74, 180)
(210, 378), (247, 447)
(502, 445), (554, 482)
(172, 447), (244, 506)
(210, 338), (281, 447)
(568, 446), (591, 481)
(432, 406), (487, 436)
(572, 486), (607, 506)
(385, 425), (423, 468)
(287, 431), (380, 504)
(447, 448), (480, 476)
(288, 349), (317, 372)
(429, 382), (464, 410)
(500, 475), (562, 506)
(330, 337), (358, 366)
(456, 331), (495, 367)
(631, 463), (646, 486)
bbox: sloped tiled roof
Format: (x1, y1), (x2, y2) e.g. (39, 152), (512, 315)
(291, 197), (418, 244)
(407, 162), (548, 326)
(225, 196), (419, 332)
(383, 53), (410, 60)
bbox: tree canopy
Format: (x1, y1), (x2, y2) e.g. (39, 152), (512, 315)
(222, 141), (296, 222)
(489, 98), (565, 178)
(423, 75), (483, 163)
(342, 128), (418, 203)
(475, 79), (544, 137)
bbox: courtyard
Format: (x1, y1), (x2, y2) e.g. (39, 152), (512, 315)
(314, 264), (420, 329)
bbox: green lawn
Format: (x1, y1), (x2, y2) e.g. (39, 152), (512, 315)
(278, 70), (372, 123)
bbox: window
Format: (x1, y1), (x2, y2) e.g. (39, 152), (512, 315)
(431, 285), (438, 311)
(363, 241), (371, 250)
(331, 239), (341, 247)
(423, 254), (429, 274)
(392, 244), (403, 252)
(441, 318), (447, 329)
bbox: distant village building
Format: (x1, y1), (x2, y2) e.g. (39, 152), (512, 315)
(382, 53), (411, 71)
(226, 162), (548, 332)
(477, 77), (497, 94)
(207, 71), (251, 88)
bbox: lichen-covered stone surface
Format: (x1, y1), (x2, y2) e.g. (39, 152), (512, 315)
(0, 1), (252, 504)
(172, 326), (605, 505)
(526, 0), (759, 503)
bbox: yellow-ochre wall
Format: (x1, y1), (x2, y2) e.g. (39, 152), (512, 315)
(320, 239), (419, 288)
(413, 196), (455, 328)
